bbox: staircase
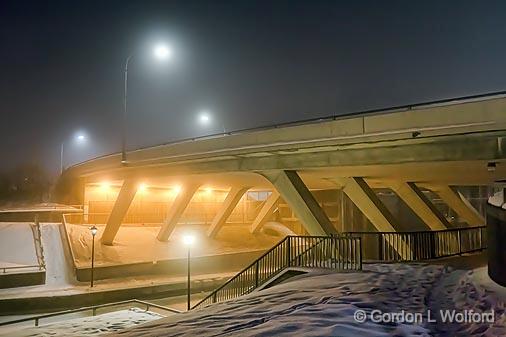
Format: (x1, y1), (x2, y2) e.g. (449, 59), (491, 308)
(192, 235), (362, 310)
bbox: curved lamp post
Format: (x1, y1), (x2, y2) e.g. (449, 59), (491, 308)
(122, 44), (172, 164)
(60, 132), (86, 174)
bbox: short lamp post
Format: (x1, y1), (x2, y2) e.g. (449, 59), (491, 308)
(182, 234), (195, 311)
(89, 226), (98, 287)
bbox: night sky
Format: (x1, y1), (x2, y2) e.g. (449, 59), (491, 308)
(2, 0), (506, 175)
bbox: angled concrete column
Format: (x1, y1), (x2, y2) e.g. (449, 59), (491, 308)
(102, 178), (138, 245)
(389, 182), (449, 230)
(331, 177), (410, 259)
(207, 186), (250, 238)
(250, 191), (281, 234)
(157, 183), (200, 242)
(262, 170), (337, 236)
(333, 177), (399, 232)
(428, 185), (485, 226)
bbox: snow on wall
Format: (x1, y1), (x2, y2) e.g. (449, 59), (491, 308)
(0, 223), (38, 268)
(40, 223), (75, 287)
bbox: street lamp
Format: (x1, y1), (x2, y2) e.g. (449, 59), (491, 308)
(89, 225), (98, 288)
(122, 43), (173, 164)
(182, 234), (195, 310)
(197, 110), (227, 134)
(60, 132), (86, 174)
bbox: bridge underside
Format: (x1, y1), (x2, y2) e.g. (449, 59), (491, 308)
(77, 158), (502, 245)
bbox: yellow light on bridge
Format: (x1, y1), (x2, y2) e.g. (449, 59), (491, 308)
(138, 183), (148, 192)
(173, 185), (182, 194)
(100, 181), (110, 191)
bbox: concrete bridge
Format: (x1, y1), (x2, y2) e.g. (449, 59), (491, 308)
(66, 92), (506, 246)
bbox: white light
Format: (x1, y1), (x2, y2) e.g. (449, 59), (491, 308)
(199, 112), (211, 125)
(182, 234), (195, 246)
(138, 183), (147, 192)
(100, 181), (110, 191)
(153, 44), (172, 60)
(89, 226), (98, 236)
(75, 133), (86, 142)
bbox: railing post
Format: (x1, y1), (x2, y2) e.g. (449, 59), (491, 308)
(35, 318), (39, 327)
(254, 261), (259, 288)
(286, 237), (291, 267)
(378, 234), (383, 261)
(458, 230), (462, 255)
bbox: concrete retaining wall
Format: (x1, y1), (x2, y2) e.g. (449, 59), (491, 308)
(75, 249), (265, 282)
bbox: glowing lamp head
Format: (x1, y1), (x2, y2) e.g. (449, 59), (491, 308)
(182, 234), (195, 246)
(100, 181), (110, 191)
(173, 185), (182, 194)
(89, 225), (98, 236)
(198, 112), (210, 125)
(75, 133), (86, 143)
(138, 183), (147, 192)
(153, 44), (172, 60)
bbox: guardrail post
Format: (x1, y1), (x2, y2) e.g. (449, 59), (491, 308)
(35, 318), (39, 327)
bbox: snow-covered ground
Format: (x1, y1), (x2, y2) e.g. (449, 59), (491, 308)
(66, 223), (280, 268)
(111, 263), (506, 337)
(0, 308), (166, 337)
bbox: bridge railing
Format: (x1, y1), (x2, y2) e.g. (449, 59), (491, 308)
(192, 235), (362, 310)
(344, 226), (486, 262)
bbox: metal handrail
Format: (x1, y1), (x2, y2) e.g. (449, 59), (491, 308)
(0, 299), (180, 327)
(345, 226), (487, 262)
(346, 225), (486, 234)
(1, 265), (44, 273)
(192, 235), (362, 310)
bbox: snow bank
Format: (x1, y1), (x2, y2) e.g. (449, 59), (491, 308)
(112, 264), (506, 337)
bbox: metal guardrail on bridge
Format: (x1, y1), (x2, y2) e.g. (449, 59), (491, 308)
(192, 235), (362, 310)
(344, 226), (486, 262)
